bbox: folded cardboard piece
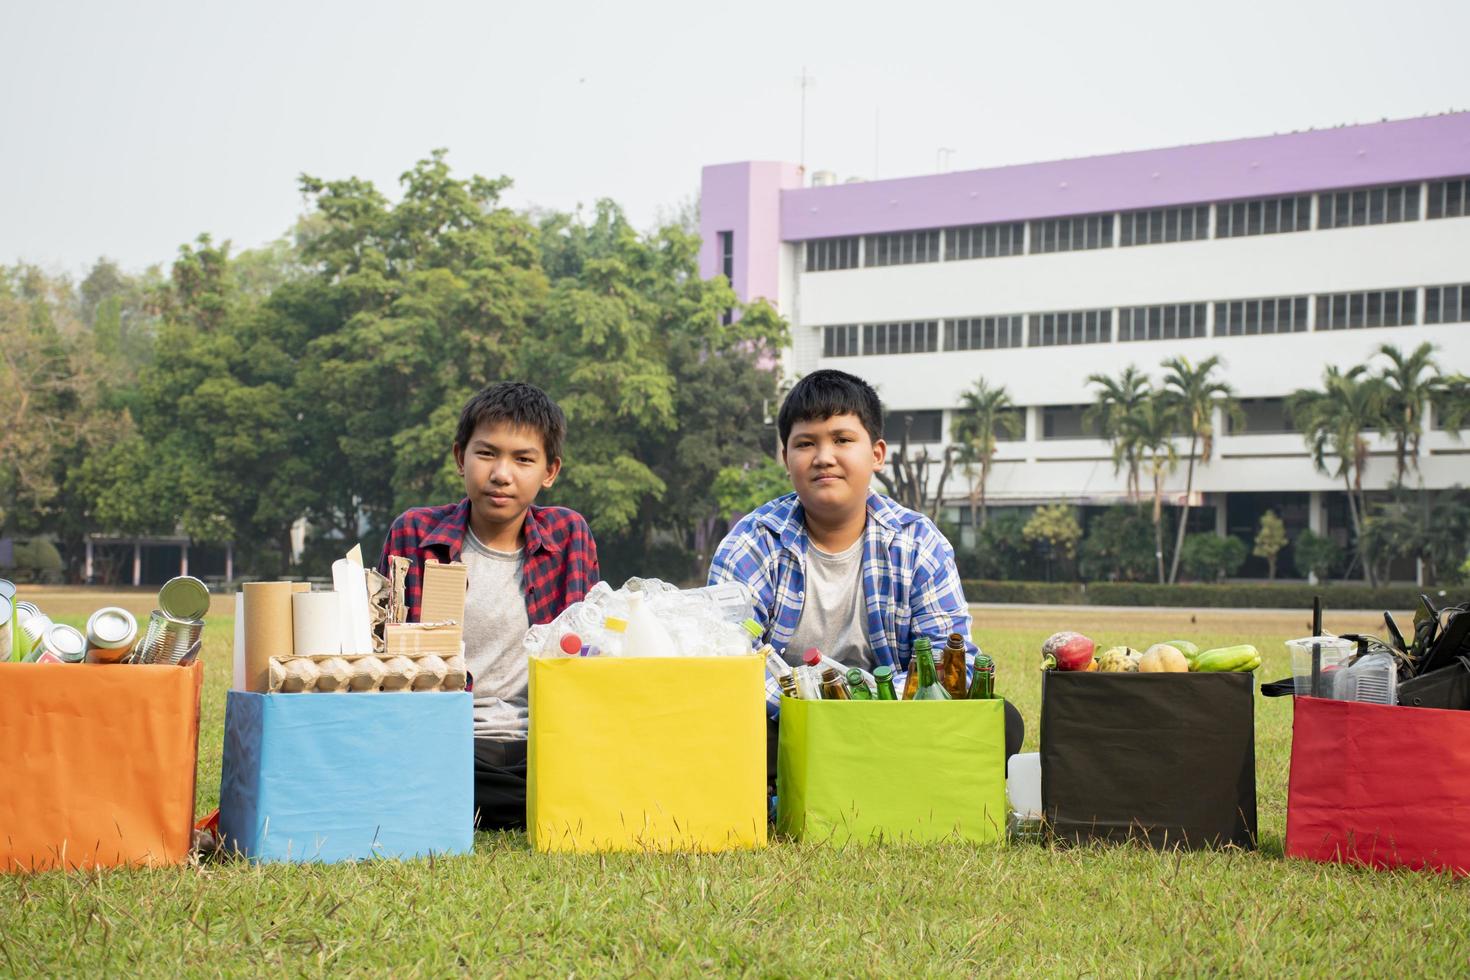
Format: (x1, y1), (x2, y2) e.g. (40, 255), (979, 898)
(420, 559), (467, 625)
(0, 662), (204, 872)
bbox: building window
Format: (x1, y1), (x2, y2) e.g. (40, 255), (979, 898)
(884, 409), (944, 444)
(863, 230), (941, 267)
(1229, 398), (1293, 435)
(1041, 405), (1100, 440)
(1212, 295), (1309, 336)
(1425, 283), (1470, 324)
(1027, 309), (1111, 347)
(946, 315), (1024, 351)
(805, 236), (859, 272)
(1215, 195), (1311, 238)
(822, 324), (860, 357)
(863, 320), (940, 355)
(945, 222), (1024, 260)
(1029, 214), (1113, 254)
(1120, 206), (1210, 246)
(718, 231), (734, 325)
(1118, 303), (1208, 342)
(1315, 289), (1417, 330)
(1318, 184), (1420, 229)
(1428, 178), (1469, 220)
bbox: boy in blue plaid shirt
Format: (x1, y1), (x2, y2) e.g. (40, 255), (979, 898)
(708, 370), (1023, 790)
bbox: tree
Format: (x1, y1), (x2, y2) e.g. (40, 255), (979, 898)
(1022, 504), (1082, 559)
(952, 378), (1022, 529)
(1161, 355), (1240, 584)
(1179, 533), (1247, 582)
(1253, 510), (1288, 580)
(1086, 366), (1150, 502)
(1376, 342), (1441, 484)
(1288, 365), (1387, 586)
(875, 414), (957, 521)
(1023, 505), (1081, 581)
(713, 457), (789, 518)
(1078, 505), (1157, 582)
(1293, 529), (1342, 582)
(1120, 394), (1179, 583)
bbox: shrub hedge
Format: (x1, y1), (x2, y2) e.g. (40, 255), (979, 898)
(961, 580), (1465, 609)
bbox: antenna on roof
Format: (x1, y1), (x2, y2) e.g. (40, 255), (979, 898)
(796, 67), (817, 177)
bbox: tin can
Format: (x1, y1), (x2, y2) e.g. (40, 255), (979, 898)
(33, 623), (86, 664)
(15, 601), (53, 659)
(0, 591), (12, 663)
(158, 576), (211, 621)
(85, 606), (139, 664)
(134, 609), (205, 665)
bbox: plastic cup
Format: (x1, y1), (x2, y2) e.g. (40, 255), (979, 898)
(1285, 636), (1357, 697)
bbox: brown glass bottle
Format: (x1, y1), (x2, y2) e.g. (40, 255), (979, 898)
(940, 632), (969, 699)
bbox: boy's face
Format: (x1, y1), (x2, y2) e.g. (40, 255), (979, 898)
(454, 420), (561, 528)
(782, 413), (886, 519)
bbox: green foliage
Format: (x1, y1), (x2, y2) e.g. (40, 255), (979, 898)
(967, 510), (1038, 580)
(1078, 506), (1157, 582)
(38, 153), (786, 580)
(952, 378), (1021, 526)
(1178, 533), (1248, 582)
(1253, 510), (1289, 580)
(713, 457), (789, 517)
(1292, 529), (1343, 581)
(1022, 504), (1082, 560)
(1081, 581), (1444, 609)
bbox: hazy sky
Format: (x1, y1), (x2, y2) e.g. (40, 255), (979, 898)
(4, 0), (1468, 275)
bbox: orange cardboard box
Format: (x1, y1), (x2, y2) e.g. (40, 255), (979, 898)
(0, 662), (203, 872)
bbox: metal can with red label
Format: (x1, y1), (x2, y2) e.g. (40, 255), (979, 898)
(30, 623), (86, 664)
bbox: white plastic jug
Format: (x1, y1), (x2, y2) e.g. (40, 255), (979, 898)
(622, 592), (677, 658)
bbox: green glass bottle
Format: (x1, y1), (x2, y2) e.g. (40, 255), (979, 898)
(967, 652), (996, 700)
(873, 665), (898, 700)
(846, 668), (872, 700)
(901, 637), (929, 699)
(908, 637), (952, 701)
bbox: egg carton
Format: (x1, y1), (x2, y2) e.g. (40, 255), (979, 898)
(268, 652), (467, 694)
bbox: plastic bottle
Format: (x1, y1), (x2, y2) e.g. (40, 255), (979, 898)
(623, 592), (676, 657)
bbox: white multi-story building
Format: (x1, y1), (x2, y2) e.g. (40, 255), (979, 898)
(698, 114), (1470, 577)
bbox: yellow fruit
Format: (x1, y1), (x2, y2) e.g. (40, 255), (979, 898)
(1139, 643), (1190, 673)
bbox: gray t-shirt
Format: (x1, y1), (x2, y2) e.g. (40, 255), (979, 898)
(460, 533), (530, 739)
(786, 536), (874, 671)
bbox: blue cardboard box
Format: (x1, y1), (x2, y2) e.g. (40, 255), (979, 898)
(220, 691), (474, 863)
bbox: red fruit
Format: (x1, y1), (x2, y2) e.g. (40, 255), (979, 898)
(1043, 631), (1095, 671)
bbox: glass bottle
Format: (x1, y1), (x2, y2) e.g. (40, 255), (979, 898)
(819, 666), (852, 700)
(940, 632), (969, 699)
(902, 636), (935, 700)
(873, 664), (898, 700)
(967, 652), (996, 700)
(907, 636), (952, 701)
(846, 668), (872, 700)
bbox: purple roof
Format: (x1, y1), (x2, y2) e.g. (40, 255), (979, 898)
(779, 113), (1470, 240)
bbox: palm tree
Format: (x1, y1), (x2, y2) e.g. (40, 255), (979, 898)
(952, 378), (1023, 529)
(1287, 365), (1388, 587)
(1119, 394), (1179, 583)
(1161, 355), (1241, 584)
(1376, 342), (1441, 484)
(1086, 366), (1150, 502)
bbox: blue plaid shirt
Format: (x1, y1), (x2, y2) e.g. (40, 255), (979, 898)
(708, 491), (976, 718)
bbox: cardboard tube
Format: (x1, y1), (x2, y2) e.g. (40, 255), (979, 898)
(243, 582), (296, 693)
(291, 592), (342, 657)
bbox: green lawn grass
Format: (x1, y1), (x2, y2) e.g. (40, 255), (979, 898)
(3, 614), (1468, 975)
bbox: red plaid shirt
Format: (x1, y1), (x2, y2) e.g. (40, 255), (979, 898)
(377, 498), (599, 626)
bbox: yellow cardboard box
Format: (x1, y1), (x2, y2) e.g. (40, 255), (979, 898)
(527, 655), (766, 853)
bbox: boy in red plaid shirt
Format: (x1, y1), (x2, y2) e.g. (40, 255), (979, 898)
(378, 382), (599, 830)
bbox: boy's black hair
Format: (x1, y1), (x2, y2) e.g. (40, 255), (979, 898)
(777, 369), (884, 448)
(454, 381), (566, 462)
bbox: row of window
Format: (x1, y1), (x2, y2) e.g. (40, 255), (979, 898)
(802, 176), (1470, 271)
(884, 394), (1468, 445)
(819, 281), (1470, 356)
